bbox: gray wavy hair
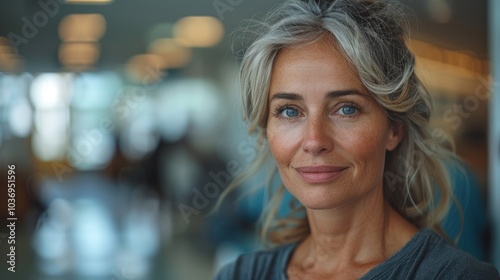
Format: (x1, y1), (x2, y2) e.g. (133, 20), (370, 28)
(221, 0), (458, 245)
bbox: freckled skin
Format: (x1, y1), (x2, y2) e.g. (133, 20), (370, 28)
(266, 37), (402, 210)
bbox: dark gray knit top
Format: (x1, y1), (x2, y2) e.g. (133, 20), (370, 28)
(214, 229), (499, 280)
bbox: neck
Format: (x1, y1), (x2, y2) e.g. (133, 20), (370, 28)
(296, 185), (417, 273)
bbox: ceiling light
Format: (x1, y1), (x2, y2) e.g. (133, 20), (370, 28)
(59, 14), (106, 42)
(125, 54), (166, 84)
(174, 16), (224, 48)
(0, 53), (24, 73)
(0, 36), (22, 72)
(59, 42), (100, 70)
(148, 39), (191, 68)
(0, 36), (14, 61)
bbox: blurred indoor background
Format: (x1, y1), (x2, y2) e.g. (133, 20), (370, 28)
(0, 0), (499, 279)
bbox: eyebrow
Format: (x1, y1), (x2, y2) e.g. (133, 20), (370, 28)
(270, 89), (367, 101)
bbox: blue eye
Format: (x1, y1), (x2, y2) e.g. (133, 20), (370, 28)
(273, 104), (301, 119)
(282, 108), (299, 117)
(339, 105), (357, 115)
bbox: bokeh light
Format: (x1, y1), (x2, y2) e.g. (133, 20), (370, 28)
(174, 16), (224, 48)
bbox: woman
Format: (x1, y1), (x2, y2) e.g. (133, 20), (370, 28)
(215, 0), (500, 279)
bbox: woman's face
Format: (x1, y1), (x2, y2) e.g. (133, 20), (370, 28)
(266, 37), (402, 210)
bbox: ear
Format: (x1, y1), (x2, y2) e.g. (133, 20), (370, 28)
(386, 121), (405, 151)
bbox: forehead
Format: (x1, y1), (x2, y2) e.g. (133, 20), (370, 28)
(270, 36), (365, 94)
(275, 36), (347, 64)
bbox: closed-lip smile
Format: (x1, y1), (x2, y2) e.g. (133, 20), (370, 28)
(294, 165), (347, 183)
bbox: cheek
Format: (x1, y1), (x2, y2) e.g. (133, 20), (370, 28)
(267, 127), (302, 197)
(267, 132), (287, 164)
(267, 123), (302, 165)
(341, 124), (389, 174)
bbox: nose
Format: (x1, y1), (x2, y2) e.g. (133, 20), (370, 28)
(301, 115), (334, 155)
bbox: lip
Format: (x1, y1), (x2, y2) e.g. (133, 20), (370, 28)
(294, 165), (347, 183)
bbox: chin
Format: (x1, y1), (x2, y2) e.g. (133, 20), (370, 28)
(284, 177), (381, 211)
(290, 187), (353, 210)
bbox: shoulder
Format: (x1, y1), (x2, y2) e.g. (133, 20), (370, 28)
(213, 242), (298, 280)
(398, 229), (500, 279)
(405, 229), (499, 279)
(365, 229), (499, 280)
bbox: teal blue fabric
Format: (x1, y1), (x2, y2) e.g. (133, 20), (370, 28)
(214, 229), (499, 280)
(441, 163), (489, 260)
